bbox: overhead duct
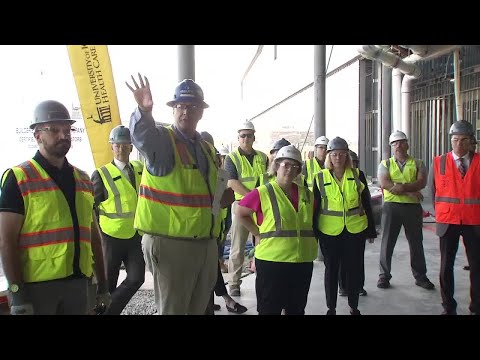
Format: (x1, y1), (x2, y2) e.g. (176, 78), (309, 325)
(399, 45), (428, 56)
(357, 45), (421, 78)
(401, 45), (459, 63)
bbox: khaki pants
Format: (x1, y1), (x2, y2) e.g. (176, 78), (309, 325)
(142, 234), (217, 315)
(228, 201), (251, 288)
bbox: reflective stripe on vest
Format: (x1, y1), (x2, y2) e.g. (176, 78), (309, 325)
(255, 181), (317, 263)
(434, 152), (480, 224)
(315, 168), (367, 236)
(382, 156), (420, 204)
(134, 126), (221, 240)
(229, 149), (267, 200)
(12, 159), (94, 283)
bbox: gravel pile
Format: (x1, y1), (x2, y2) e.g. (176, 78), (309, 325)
(121, 289), (157, 315)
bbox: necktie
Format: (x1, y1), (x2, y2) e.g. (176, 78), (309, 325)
(458, 157), (466, 178)
(126, 164), (136, 188)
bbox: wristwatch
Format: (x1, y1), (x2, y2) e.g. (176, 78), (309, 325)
(9, 284), (20, 293)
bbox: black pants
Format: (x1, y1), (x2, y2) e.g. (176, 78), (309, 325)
(255, 258), (313, 315)
(339, 241), (366, 292)
(102, 232), (145, 315)
(320, 229), (365, 311)
(205, 261), (227, 315)
(379, 202), (428, 282)
(439, 225), (480, 314)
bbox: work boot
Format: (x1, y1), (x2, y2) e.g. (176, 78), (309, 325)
(377, 278), (390, 289)
(415, 278), (435, 290)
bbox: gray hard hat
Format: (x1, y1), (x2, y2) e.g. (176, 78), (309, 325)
(327, 137), (349, 152)
(200, 131), (215, 146)
(109, 125), (132, 144)
(270, 138), (291, 154)
(30, 100), (76, 130)
(449, 120), (474, 136)
(349, 150), (359, 162)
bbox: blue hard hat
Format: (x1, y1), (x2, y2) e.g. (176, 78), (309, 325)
(166, 79), (209, 109)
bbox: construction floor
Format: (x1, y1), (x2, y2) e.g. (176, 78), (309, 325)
(122, 217), (473, 315)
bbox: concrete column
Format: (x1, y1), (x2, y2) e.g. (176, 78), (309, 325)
(314, 45), (326, 138)
(178, 45), (195, 81)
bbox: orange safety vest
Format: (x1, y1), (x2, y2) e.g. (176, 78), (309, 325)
(433, 152), (480, 225)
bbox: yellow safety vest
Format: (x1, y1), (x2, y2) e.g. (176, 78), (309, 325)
(305, 158), (323, 191)
(315, 168), (367, 236)
(218, 207), (228, 243)
(255, 181), (317, 263)
(9, 159), (94, 283)
(97, 160), (143, 239)
(382, 156), (420, 204)
(228, 148), (267, 201)
(134, 126), (221, 240)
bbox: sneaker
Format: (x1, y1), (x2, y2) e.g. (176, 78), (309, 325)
(229, 287), (241, 297)
(326, 309), (336, 315)
(377, 278), (390, 289)
(359, 288), (367, 296)
(350, 309), (361, 315)
(415, 279), (435, 290)
(339, 288), (347, 296)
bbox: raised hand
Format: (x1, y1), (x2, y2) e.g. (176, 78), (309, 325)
(125, 73), (154, 112)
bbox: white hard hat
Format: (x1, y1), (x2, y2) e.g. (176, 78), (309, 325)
(238, 120), (255, 133)
(218, 146), (229, 156)
(389, 130), (408, 145)
(274, 145), (302, 164)
(314, 136), (329, 147)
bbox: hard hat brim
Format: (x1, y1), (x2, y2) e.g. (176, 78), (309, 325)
(30, 119), (76, 130)
(166, 99), (209, 109)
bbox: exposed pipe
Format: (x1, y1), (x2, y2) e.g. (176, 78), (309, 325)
(402, 45), (459, 63)
(392, 68), (402, 132)
(401, 75), (415, 138)
(241, 45), (264, 101)
(377, 62), (383, 167)
(357, 45), (421, 78)
(399, 45), (428, 56)
(453, 48), (462, 121)
(382, 66), (392, 161)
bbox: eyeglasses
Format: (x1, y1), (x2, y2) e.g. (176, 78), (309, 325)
(330, 152), (347, 158)
(36, 126), (77, 136)
(279, 162), (300, 170)
(239, 133), (254, 139)
(174, 104), (201, 111)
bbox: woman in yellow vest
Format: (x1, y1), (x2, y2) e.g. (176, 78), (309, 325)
(236, 145), (317, 315)
(313, 137), (376, 315)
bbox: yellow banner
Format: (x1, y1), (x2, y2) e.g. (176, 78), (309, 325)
(67, 45), (121, 168)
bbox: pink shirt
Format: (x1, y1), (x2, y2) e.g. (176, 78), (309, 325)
(238, 184), (317, 225)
